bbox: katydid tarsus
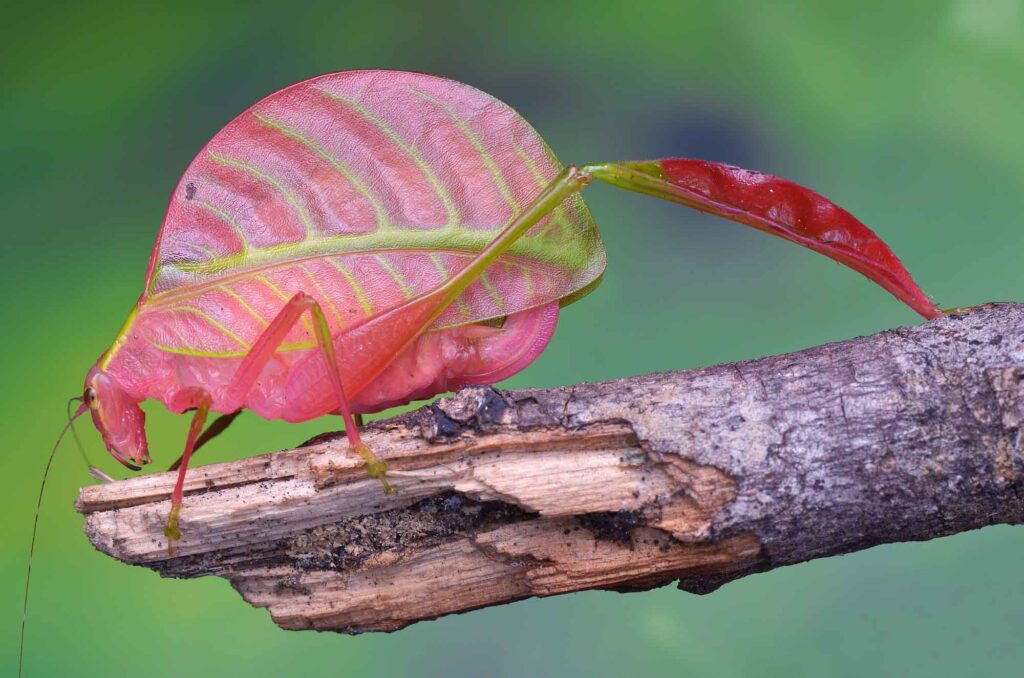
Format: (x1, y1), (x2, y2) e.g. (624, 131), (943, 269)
(21, 70), (941, 676)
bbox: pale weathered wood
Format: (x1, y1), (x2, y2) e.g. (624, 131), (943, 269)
(78, 303), (1024, 633)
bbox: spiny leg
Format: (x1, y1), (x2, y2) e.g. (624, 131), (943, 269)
(221, 292), (391, 493)
(164, 390), (211, 555)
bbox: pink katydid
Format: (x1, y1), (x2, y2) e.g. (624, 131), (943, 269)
(22, 69), (941, 676)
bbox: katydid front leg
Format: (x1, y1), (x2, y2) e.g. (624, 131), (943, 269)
(167, 411), (242, 472)
(164, 389), (211, 556)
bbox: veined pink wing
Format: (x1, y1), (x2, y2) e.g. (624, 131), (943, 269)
(138, 70), (605, 357)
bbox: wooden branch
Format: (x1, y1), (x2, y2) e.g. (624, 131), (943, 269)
(77, 303), (1024, 633)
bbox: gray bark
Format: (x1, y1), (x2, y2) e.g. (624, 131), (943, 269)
(77, 303), (1024, 632)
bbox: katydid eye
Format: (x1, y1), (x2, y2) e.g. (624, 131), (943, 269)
(85, 388), (98, 408)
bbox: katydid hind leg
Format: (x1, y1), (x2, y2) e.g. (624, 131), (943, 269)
(583, 160), (940, 320)
(432, 165), (591, 313)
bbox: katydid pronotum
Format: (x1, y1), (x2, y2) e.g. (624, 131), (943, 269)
(22, 70), (941, 676)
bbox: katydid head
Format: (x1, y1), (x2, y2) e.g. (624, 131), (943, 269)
(84, 366), (149, 470)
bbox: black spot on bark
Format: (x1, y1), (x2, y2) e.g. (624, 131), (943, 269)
(430, 404), (462, 439)
(578, 510), (641, 545)
(725, 414), (746, 431)
(476, 388), (507, 425)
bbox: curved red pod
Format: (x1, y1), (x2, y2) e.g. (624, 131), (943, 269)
(590, 159), (941, 320)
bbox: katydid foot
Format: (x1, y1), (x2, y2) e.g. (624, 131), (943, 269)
(164, 505), (182, 542)
(354, 441), (392, 494)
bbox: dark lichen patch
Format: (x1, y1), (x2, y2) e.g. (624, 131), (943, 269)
(677, 569), (747, 596)
(724, 414), (746, 431)
(578, 510), (642, 545)
(288, 492), (536, 571)
(428, 403), (462, 439)
(475, 388), (508, 425)
(422, 387), (514, 441)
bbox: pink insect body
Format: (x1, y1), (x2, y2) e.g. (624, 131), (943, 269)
(80, 71), (606, 546)
(77, 69), (940, 552)
(89, 71), (599, 440)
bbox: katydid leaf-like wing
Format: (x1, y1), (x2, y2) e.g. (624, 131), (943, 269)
(591, 160), (940, 320)
(137, 71), (605, 357)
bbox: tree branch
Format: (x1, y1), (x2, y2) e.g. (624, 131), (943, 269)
(77, 303), (1024, 632)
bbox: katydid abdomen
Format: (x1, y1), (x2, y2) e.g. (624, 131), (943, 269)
(286, 301), (559, 418)
(102, 298), (557, 422)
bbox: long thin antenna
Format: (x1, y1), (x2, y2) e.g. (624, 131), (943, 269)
(66, 397), (92, 468)
(66, 396), (114, 483)
(20, 401), (88, 678)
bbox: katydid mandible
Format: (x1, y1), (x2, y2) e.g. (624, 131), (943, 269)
(24, 68), (941, 674)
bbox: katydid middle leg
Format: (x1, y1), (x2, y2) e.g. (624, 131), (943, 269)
(221, 292), (392, 492)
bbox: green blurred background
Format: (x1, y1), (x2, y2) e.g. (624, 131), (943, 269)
(4, 1), (1024, 675)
